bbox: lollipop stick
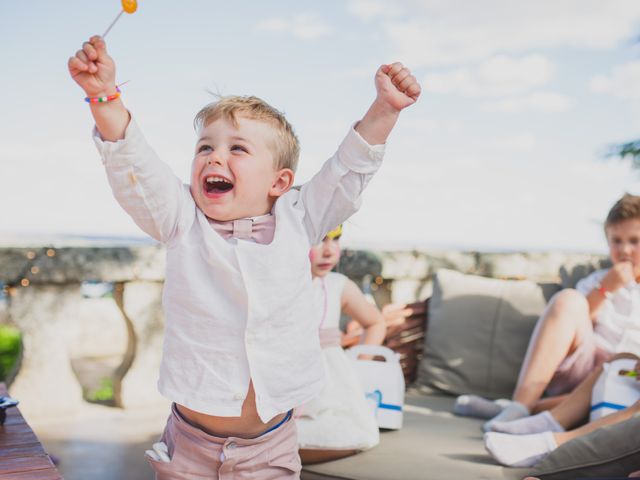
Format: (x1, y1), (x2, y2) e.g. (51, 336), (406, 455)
(102, 9), (124, 38)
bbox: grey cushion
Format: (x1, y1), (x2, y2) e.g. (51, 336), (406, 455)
(302, 390), (506, 480)
(527, 412), (640, 479)
(419, 269), (561, 399)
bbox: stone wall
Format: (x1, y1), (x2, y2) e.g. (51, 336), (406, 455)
(0, 245), (608, 417)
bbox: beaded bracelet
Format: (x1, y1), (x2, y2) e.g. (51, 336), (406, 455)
(84, 86), (121, 104)
(595, 282), (612, 300)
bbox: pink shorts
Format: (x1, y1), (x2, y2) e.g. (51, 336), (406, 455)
(147, 404), (301, 480)
(546, 317), (612, 397)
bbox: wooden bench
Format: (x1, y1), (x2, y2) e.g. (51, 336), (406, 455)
(0, 383), (61, 480)
(382, 300), (428, 386)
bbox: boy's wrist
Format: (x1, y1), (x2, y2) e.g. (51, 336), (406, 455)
(370, 97), (402, 117)
(86, 85), (119, 98)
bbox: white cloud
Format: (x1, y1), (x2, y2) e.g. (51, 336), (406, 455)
(400, 117), (462, 135)
(374, 0), (640, 67)
(425, 54), (554, 97)
(256, 18), (289, 33)
(331, 66), (372, 80)
(257, 13), (331, 40)
(590, 61), (640, 100)
(488, 133), (536, 152)
(347, 0), (405, 20)
(346, 146), (637, 252)
(483, 91), (573, 113)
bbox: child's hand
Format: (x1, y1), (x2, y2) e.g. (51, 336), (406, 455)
(68, 36), (117, 97)
(381, 303), (413, 327)
(618, 361), (640, 381)
(354, 62), (421, 144)
(601, 261), (635, 293)
(374, 62), (421, 112)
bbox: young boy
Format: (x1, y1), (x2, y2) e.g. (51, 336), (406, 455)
(68, 35), (420, 478)
(480, 193), (640, 432)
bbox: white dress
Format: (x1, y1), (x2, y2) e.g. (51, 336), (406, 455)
(296, 272), (380, 450)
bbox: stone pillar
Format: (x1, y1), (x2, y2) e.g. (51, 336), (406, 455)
(119, 281), (168, 409)
(7, 284), (85, 419)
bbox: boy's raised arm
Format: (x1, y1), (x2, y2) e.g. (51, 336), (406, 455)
(299, 62), (420, 244)
(68, 35), (129, 141)
(68, 35), (192, 245)
(355, 62), (421, 146)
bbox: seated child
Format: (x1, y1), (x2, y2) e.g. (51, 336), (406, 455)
(458, 194), (640, 432)
(484, 355), (640, 468)
(296, 225), (386, 464)
(68, 35), (420, 478)
(342, 299), (415, 349)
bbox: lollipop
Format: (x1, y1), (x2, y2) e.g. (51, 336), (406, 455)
(103, 0), (138, 38)
(121, 0), (138, 13)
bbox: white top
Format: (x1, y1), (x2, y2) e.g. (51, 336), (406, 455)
(93, 118), (384, 422)
(316, 272), (348, 331)
(298, 272), (380, 450)
(576, 269), (640, 355)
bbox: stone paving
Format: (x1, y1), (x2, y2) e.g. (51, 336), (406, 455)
(31, 402), (170, 480)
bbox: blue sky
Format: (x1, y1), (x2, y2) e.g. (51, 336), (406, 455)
(2, 1), (640, 252)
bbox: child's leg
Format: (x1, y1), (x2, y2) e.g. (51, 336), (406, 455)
(488, 367), (600, 434)
(547, 364), (602, 429)
(146, 405), (224, 479)
(217, 412), (300, 480)
(513, 289), (593, 410)
(486, 400), (640, 467)
(147, 405), (301, 480)
(483, 290), (594, 432)
(553, 399), (640, 447)
(531, 394), (567, 413)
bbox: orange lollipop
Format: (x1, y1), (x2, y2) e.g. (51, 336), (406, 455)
(103, 0), (138, 38)
(121, 0), (138, 14)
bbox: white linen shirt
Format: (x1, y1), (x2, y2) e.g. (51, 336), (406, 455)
(576, 269), (640, 355)
(93, 118), (384, 422)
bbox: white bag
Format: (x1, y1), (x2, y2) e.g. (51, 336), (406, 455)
(590, 358), (640, 421)
(346, 345), (405, 430)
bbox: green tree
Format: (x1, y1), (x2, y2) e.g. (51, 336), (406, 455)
(610, 140), (640, 168)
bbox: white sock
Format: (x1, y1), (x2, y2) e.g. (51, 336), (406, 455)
(484, 431), (557, 467)
(489, 410), (565, 434)
(454, 394), (504, 419)
(483, 401), (529, 432)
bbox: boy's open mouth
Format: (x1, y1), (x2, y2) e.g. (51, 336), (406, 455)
(203, 175), (234, 195)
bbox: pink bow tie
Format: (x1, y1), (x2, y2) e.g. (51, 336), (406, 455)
(209, 214), (276, 244)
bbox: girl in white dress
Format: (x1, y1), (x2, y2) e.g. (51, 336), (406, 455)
(297, 225), (387, 464)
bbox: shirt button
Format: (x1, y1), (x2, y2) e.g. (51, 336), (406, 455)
(233, 393), (244, 400)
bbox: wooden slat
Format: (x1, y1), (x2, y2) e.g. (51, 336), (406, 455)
(1, 471), (64, 480)
(0, 456), (58, 475)
(383, 300), (429, 386)
(0, 383), (62, 480)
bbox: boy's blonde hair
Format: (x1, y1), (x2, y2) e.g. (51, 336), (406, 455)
(606, 193), (640, 227)
(194, 96), (300, 172)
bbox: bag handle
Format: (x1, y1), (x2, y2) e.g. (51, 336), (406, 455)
(346, 345), (399, 363)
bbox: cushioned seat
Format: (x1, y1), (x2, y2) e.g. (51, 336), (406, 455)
(302, 389), (521, 480)
(529, 412), (640, 479)
(303, 266), (637, 480)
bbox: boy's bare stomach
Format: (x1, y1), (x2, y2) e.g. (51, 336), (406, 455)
(176, 381), (287, 439)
